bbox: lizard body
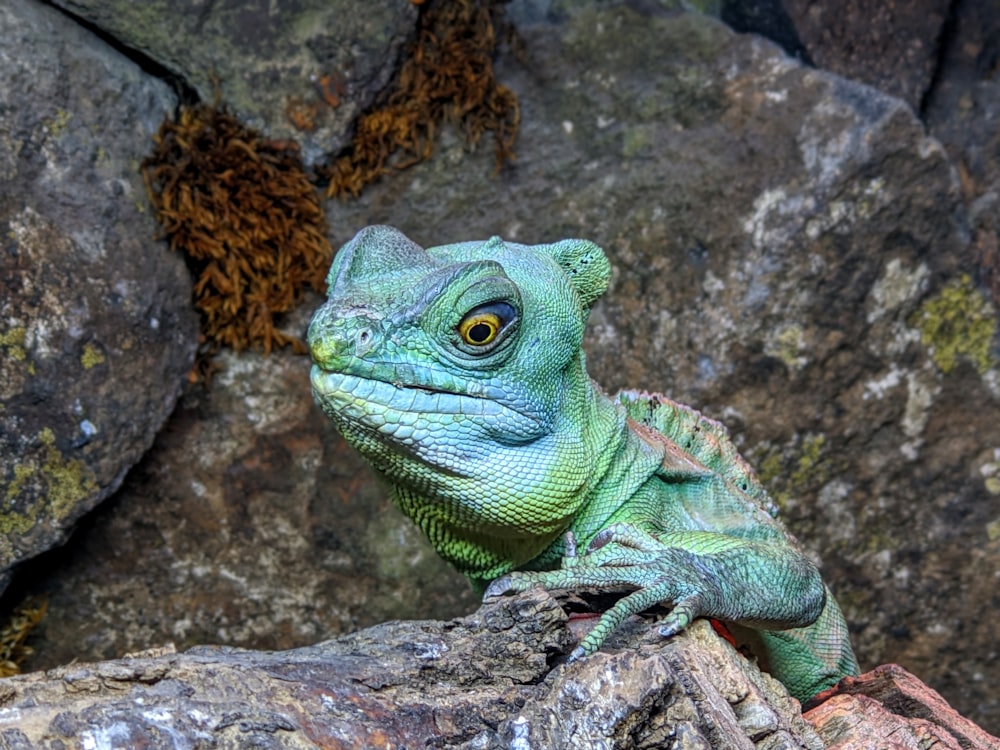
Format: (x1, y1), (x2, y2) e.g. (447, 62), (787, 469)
(308, 225), (859, 701)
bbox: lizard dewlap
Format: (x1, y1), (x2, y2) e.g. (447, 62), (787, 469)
(308, 225), (859, 701)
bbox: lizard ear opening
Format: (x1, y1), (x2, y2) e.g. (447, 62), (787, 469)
(545, 239), (611, 308)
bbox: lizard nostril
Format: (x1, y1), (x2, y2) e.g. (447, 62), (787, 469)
(354, 328), (375, 356)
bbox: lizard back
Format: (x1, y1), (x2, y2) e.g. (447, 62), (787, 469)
(616, 389), (779, 518)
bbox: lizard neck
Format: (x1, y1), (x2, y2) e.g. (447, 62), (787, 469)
(519, 378), (667, 572)
(387, 352), (658, 583)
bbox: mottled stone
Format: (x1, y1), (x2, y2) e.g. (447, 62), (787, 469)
(806, 664), (1000, 750)
(45, 0), (418, 165)
(923, 0), (1000, 311)
(0, 0), (197, 593)
(783, 0), (950, 111)
(1, 595), (830, 750)
(712, 0), (950, 111)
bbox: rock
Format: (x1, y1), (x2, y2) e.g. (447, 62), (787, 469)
(924, 0), (1000, 195)
(4, 590), (997, 749)
(923, 0), (1000, 309)
(0, 590), (828, 749)
(717, 0), (950, 111)
(805, 664), (1000, 750)
(0, 0), (197, 594)
(44, 0), (418, 165)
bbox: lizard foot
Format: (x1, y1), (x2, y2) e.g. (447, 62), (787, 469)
(484, 524), (714, 657)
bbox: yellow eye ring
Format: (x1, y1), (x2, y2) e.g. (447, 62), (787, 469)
(458, 312), (502, 346)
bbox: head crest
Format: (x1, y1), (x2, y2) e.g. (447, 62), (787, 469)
(328, 225), (435, 293)
(545, 239), (611, 308)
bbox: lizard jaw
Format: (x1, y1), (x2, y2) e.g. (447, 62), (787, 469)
(310, 367), (546, 447)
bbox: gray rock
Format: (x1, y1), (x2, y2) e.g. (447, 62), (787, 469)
(924, 0), (1000, 308)
(0, 593), (829, 750)
(5, 590), (997, 749)
(701, 0), (951, 111)
(785, 0), (951, 111)
(0, 0), (197, 592)
(45, 0), (418, 165)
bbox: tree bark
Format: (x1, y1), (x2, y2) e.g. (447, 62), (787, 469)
(0, 589), (995, 749)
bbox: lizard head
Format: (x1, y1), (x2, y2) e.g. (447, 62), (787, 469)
(307, 225), (611, 488)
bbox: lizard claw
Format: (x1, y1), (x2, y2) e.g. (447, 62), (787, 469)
(482, 574), (517, 599)
(563, 530), (579, 558)
(656, 594), (702, 639)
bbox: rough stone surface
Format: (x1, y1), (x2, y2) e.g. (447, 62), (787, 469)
(805, 664), (1000, 750)
(45, 0), (418, 165)
(3, 590), (996, 749)
(0, 0), (197, 594)
(0, 590), (840, 750)
(924, 0), (1000, 311)
(722, 0), (950, 111)
(783, 0), (950, 111)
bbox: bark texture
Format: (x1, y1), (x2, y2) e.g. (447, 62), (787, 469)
(2, 591), (996, 749)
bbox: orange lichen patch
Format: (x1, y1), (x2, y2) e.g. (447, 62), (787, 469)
(321, 0), (520, 198)
(286, 96), (320, 132)
(314, 71), (346, 109)
(0, 597), (47, 677)
(142, 104), (332, 366)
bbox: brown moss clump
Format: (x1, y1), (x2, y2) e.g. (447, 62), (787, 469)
(0, 597), (47, 677)
(142, 104), (333, 365)
(321, 0), (520, 198)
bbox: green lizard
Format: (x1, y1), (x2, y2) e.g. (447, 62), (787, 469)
(308, 225), (859, 701)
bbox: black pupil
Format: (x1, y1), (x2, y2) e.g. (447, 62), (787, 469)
(468, 322), (493, 342)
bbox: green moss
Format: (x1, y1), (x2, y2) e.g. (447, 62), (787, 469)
(756, 450), (784, 488)
(2, 428), (99, 535)
(790, 434), (826, 488)
(622, 126), (654, 159)
(42, 109), (73, 137)
(754, 434), (828, 510)
(765, 324), (808, 369)
(80, 343), (105, 370)
(912, 275), (997, 374)
(987, 519), (1000, 542)
(0, 466), (36, 535)
(0, 327), (27, 361)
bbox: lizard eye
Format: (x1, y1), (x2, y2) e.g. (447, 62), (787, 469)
(456, 302), (516, 348)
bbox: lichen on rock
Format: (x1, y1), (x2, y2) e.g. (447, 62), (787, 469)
(2, 429), (99, 536)
(912, 274), (997, 375)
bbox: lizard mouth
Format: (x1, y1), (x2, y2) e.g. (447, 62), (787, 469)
(309, 366), (545, 445)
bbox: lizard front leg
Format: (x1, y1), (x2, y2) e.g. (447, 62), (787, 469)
(484, 523), (827, 661)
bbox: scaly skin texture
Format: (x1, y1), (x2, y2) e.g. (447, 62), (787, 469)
(308, 226), (859, 701)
